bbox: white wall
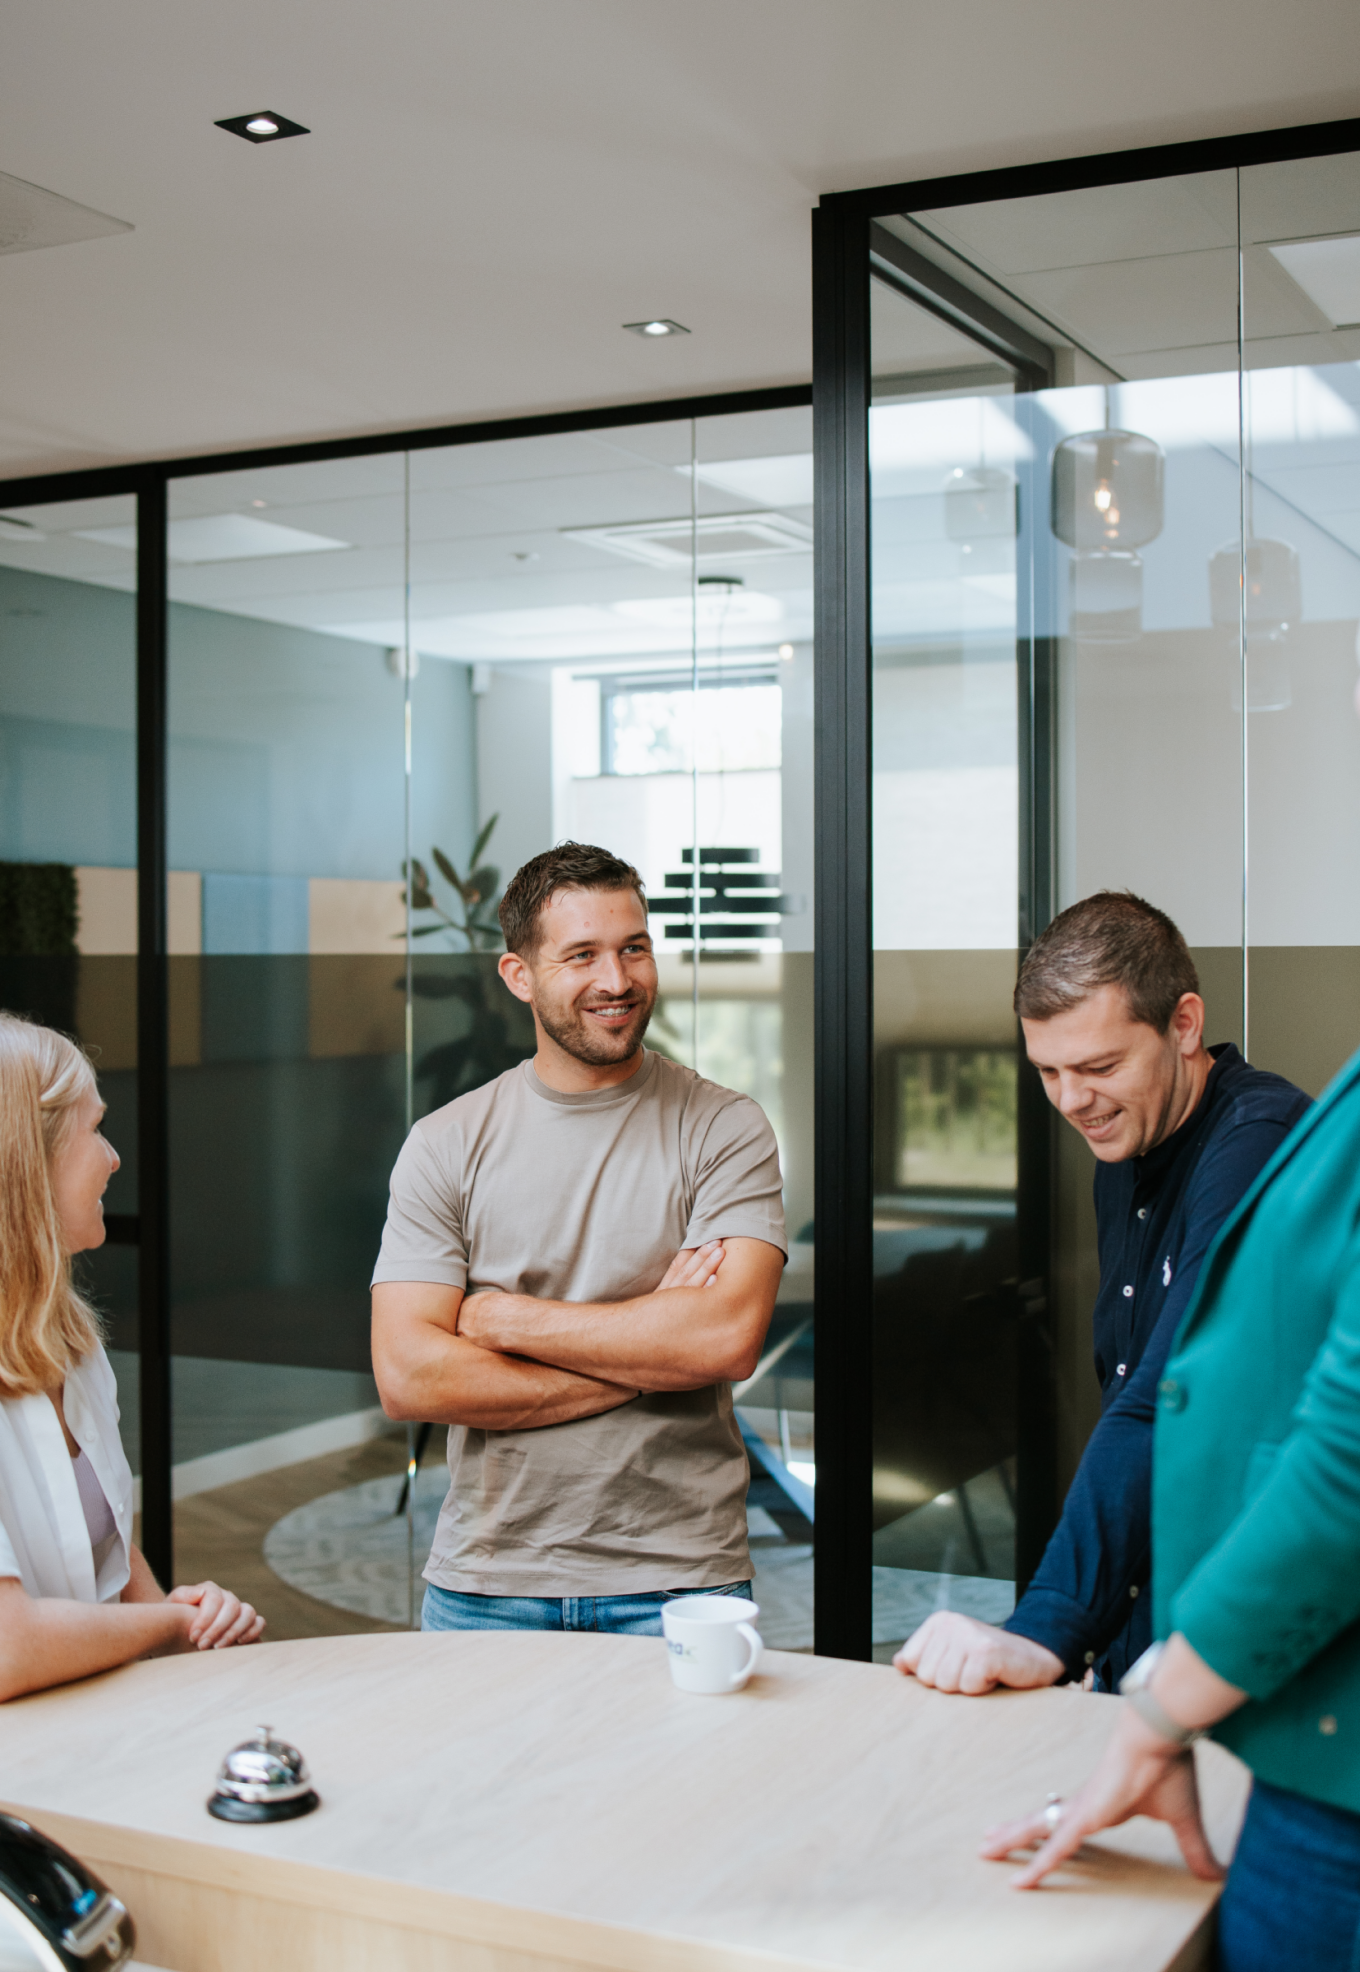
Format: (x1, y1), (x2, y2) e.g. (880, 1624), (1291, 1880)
(475, 666), (556, 890)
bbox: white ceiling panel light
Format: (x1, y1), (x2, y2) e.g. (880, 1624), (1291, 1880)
(74, 515), (350, 564)
(565, 511), (812, 568)
(680, 454), (814, 508)
(1267, 235), (1360, 328)
(623, 319), (689, 337)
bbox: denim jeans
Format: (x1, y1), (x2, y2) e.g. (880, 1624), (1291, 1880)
(421, 1580), (752, 1638)
(1218, 1778), (1360, 1972)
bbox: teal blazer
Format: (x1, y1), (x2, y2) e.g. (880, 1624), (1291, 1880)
(1154, 1045), (1360, 1813)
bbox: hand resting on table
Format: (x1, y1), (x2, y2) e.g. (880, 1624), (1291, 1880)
(895, 1611), (1065, 1694)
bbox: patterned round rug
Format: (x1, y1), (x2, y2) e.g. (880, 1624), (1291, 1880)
(263, 1474), (817, 1643)
(264, 1471), (441, 1628)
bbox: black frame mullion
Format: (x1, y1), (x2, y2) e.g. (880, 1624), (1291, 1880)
(1013, 406), (1059, 1591)
(135, 472), (172, 1585)
(821, 114), (1360, 219)
(811, 203), (874, 1661)
(0, 385), (811, 509)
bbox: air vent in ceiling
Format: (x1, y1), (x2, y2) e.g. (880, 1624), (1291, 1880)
(0, 171), (132, 257)
(564, 511), (813, 569)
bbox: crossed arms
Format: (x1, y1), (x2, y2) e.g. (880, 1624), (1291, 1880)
(372, 1236), (784, 1433)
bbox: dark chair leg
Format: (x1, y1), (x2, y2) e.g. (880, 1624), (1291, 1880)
(394, 1421), (436, 1516)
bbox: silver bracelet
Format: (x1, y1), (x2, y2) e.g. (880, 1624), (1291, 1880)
(1119, 1642), (1208, 1747)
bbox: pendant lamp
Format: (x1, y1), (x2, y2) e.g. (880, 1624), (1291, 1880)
(1052, 427), (1165, 642)
(1209, 536), (1300, 712)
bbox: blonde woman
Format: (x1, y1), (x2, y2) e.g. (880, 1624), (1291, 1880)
(0, 1015), (263, 1701)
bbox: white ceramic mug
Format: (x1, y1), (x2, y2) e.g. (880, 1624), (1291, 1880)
(662, 1595), (763, 1694)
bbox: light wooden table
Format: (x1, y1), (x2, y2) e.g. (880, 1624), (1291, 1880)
(0, 1634), (1249, 1972)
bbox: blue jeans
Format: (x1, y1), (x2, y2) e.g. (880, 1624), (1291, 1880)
(421, 1580), (752, 1637)
(1218, 1779), (1360, 1972)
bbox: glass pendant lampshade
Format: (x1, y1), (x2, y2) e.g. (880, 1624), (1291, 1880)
(1208, 537), (1301, 638)
(1051, 429), (1165, 552)
(1053, 429), (1165, 642)
(1068, 550), (1144, 643)
(1210, 536), (1301, 712)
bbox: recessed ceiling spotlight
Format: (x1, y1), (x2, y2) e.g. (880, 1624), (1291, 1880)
(778, 643), (795, 661)
(624, 319), (689, 338)
(251, 499), (268, 509)
(215, 111), (310, 144)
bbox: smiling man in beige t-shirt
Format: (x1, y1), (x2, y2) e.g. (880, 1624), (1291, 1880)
(371, 841), (786, 1635)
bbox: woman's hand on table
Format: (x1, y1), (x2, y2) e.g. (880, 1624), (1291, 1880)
(980, 1708), (1222, 1887)
(165, 1582), (265, 1649)
(980, 1632), (1246, 1888)
(895, 1612), (1064, 1693)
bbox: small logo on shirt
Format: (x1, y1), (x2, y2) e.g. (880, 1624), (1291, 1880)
(1163, 1256), (1173, 1287)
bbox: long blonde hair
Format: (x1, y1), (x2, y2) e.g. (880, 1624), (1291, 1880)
(0, 1015), (103, 1396)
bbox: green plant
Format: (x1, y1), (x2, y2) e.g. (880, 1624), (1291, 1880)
(401, 815), (503, 951)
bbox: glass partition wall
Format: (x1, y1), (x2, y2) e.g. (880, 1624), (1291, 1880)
(3, 120), (1353, 1662)
(0, 497), (142, 1473)
(814, 122), (1360, 1659)
(25, 407), (812, 1640)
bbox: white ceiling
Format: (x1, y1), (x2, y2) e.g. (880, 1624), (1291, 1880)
(3, 0), (1360, 480)
(911, 156), (1360, 376)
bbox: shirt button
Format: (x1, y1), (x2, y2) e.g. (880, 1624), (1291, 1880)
(1159, 1377), (1187, 1412)
(1129, 1585), (1139, 1598)
(1116, 1363), (1127, 1377)
(1123, 1285), (1134, 1298)
(1137, 1208), (1148, 1220)
(1321, 1716), (1339, 1736)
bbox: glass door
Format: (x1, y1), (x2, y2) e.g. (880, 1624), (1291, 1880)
(855, 145), (1360, 1661)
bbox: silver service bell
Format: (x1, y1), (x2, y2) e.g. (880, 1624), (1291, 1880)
(207, 1724), (320, 1824)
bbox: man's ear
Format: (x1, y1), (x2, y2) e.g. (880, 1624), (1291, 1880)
(1171, 991), (1206, 1056)
(498, 951), (534, 1005)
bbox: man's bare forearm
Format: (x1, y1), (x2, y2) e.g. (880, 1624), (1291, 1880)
(372, 1286), (637, 1430)
(459, 1241), (782, 1388)
(417, 1343), (640, 1430)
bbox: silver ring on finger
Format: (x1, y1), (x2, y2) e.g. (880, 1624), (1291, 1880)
(1043, 1793), (1064, 1833)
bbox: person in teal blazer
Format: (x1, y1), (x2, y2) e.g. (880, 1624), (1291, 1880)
(980, 1043), (1360, 1970)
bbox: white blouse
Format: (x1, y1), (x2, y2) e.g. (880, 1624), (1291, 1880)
(0, 1344), (133, 1604)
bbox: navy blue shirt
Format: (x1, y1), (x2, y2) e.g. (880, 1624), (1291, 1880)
(1006, 1043), (1311, 1687)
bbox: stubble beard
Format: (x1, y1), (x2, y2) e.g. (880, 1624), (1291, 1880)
(535, 995), (654, 1068)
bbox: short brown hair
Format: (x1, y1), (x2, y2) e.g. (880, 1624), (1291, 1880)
(1015, 891), (1199, 1033)
(498, 842), (647, 957)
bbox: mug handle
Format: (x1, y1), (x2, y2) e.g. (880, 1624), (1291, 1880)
(730, 1622), (763, 1688)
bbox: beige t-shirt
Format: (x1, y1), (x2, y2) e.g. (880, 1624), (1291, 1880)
(372, 1049), (786, 1595)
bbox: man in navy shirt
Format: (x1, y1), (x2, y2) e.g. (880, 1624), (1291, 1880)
(896, 891), (1309, 1696)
